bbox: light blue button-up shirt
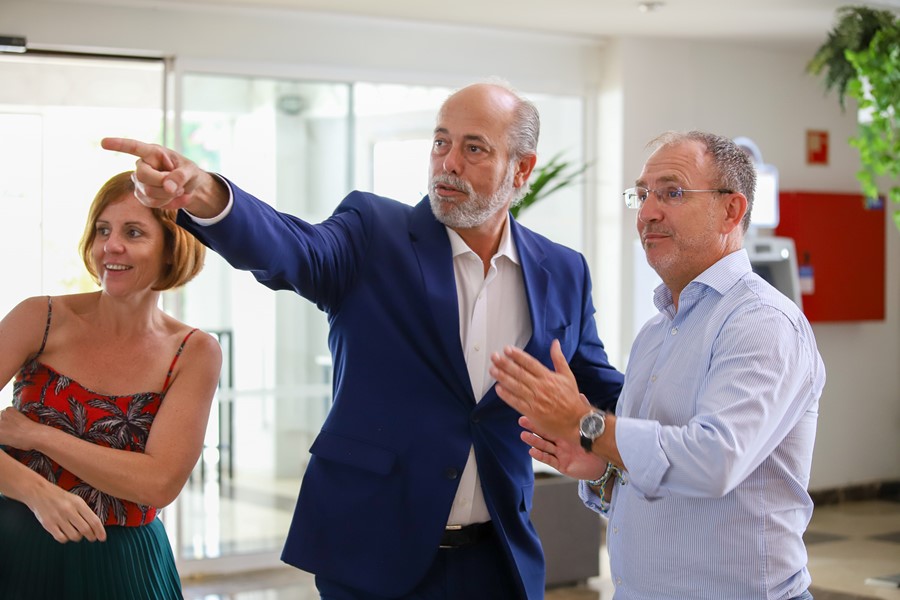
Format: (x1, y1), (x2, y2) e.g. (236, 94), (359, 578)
(580, 249), (825, 599)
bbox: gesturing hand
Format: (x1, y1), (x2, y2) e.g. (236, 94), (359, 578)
(490, 339), (592, 442)
(519, 416), (607, 481)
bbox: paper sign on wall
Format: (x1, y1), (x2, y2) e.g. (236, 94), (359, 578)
(806, 130), (829, 165)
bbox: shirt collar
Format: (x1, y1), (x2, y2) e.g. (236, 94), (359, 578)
(693, 248), (753, 294)
(446, 213), (520, 265)
(653, 248), (752, 310)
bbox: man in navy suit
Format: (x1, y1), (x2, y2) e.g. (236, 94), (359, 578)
(103, 81), (623, 600)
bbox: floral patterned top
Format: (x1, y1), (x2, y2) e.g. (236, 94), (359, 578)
(6, 297), (196, 527)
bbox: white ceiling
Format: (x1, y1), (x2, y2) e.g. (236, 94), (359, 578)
(84, 0), (900, 45)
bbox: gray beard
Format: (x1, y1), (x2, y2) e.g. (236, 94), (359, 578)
(428, 168), (515, 230)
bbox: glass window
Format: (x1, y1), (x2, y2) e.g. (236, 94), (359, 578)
(0, 53), (164, 406)
(175, 73), (352, 569)
(373, 138), (432, 204)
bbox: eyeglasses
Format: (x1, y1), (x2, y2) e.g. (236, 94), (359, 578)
(623, 186), (733, 209)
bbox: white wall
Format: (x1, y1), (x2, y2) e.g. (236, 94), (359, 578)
(4, 1), (898, 490)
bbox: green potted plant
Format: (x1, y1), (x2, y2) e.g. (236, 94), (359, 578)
(511, 152), (588, 219)
(807, 5), (900, 229)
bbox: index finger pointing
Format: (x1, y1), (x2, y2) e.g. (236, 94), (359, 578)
(101, 137), (175, 171)
(101, 137), (151, 156)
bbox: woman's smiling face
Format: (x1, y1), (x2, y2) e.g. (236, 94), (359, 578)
(92, 194), (169, 296)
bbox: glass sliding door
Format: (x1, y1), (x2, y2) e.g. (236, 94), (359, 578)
(173, 73), (352, 575)
(0, 53), (166, 405)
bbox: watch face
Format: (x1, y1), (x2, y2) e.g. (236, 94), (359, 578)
(580, 412), (605, 438)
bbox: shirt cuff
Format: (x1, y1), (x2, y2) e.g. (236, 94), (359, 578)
(578, 480), (610, 516)
(615, 416), (670, 497)
(182, 173), (234, 225)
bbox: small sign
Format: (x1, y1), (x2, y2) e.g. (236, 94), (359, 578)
(799, 265), (815, 295)
(865, 196), (884, 210)
(806, 130), (829, 165)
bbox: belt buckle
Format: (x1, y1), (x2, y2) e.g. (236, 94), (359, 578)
(440, 524), (464, 549)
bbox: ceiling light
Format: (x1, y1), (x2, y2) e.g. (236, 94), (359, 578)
(0, 35), (26, 53)
(638, 2), (665, 13)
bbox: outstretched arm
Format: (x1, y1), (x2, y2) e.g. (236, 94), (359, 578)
(101, 137), (229, 218)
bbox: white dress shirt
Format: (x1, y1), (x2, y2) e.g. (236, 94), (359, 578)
(445, 216), (531, 525)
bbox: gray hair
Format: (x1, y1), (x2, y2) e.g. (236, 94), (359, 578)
(509, 94), (540, 160)
(509, 97), (540, 205)
(489, 79), (540, 205)
(649, 130), (756, 231)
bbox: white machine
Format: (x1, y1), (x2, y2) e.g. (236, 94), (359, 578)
(746, 235), (803, 309)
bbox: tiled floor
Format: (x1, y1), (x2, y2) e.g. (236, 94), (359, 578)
(180, 490), (900, 599)
(805, 500), (900, 600)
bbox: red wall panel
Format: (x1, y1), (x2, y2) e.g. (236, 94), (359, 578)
(776, 191), (885, 322)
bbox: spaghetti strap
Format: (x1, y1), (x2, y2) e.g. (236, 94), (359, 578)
(34, 296), (53, 360)
(162, 328), (198, 392)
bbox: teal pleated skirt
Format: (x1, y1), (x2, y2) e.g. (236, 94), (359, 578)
(0, 495), (183, 599)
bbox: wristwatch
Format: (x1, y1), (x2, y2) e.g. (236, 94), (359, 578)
(578, 410), (606, 453)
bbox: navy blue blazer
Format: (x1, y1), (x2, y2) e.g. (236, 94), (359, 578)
(178, 184), (623, 599)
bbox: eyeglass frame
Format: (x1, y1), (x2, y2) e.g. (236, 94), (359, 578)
(622, 186), (734, 209)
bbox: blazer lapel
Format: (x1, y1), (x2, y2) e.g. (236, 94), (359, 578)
(408, 198), (475, 404)
(511, 219), (550, 358)
(474, 219), (553, 412)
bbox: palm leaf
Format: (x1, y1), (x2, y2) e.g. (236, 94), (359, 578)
(807, 6), (896, 109)
(510, 152), (588, 219)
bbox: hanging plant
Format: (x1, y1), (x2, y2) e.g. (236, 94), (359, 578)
(807, 6), (895, 109)
(845, 23), (900, 226)
(511, 152), (588, 219)
(807, 5), (900, 229)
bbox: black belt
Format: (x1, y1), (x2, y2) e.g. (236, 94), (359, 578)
(439, 522), (494, 549)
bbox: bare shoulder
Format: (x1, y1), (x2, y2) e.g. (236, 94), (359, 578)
(0, 295), (57, 365)
(167, 320), (223, 367)
(0, 295), (52, 342)
(2, 295), (52, 324)
(166, 325), (223, 397)
(187, 329), (223, 360)
(46, 292), (103, 322)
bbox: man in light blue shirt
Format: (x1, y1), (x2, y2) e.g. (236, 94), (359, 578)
(490, 131), (825, 599)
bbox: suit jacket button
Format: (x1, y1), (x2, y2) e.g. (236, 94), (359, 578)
(445, 468), (459, 479)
